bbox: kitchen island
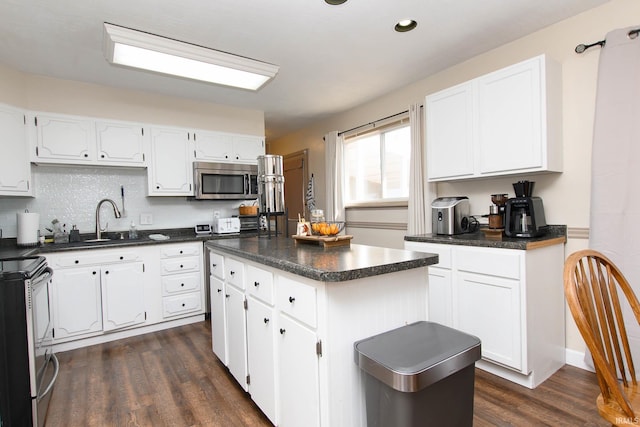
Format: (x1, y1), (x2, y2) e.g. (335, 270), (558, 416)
(206, 237), (438, 427)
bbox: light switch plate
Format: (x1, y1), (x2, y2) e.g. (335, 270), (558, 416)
(140, 213), (153, 225)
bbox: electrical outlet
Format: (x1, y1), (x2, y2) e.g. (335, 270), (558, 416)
(140, 213), (153, 225)
(213, 211), (220, 219)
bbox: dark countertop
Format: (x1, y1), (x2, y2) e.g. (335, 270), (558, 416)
(0, 228), (259, 258)
(404, 225), (567, 250)
(206, 237), (438, 282)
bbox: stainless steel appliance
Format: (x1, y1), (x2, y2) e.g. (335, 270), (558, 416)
(504, 197), (548, 237)
(193, 162), (259, 200)
(0, 256), (58, 427)
(257, 155), (285, 213)
(432, 197), (471, 235)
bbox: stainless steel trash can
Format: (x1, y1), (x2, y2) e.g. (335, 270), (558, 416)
(354, 321), (481, 427)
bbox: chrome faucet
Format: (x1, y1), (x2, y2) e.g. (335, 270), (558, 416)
(96, 198), (122, 240)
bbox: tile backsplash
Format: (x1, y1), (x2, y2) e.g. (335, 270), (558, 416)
(0, 165), (246, 238)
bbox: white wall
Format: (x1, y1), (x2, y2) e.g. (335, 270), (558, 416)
(270, 0), (640, 354)
(0, 66), (265, 237)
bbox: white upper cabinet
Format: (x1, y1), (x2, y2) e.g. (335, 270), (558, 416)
(426, 55), (562, 181)
(148, 126), (194, 196)
(95, 120), (146, 165)
(30, 112), (146, 167)
(194, 130), (264, 164)
(32, 113), (96, 163)
(0, 103), (31, 196)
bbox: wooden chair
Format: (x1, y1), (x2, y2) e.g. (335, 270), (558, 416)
(564, 249), (640, 426)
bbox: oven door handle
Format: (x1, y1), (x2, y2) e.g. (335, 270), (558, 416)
(32, 267), (53, 287)
(37, 353), (59, 402)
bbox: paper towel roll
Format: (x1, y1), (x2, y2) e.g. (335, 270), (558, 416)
(17, 212), (40, 246)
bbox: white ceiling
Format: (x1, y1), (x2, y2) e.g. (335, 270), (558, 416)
(0, 0), (608, 139)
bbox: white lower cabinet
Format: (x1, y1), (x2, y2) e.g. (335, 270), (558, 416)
(277, 313), (320, 427)
(47, 242), (205, 350)
(101, 262), (145, 332)
(226, 283), (248, 391)
(246, 296), (277, 424)
(210, 277), (228, 364)
(404, 240), (565, 388)
(52, 266), (103, 340)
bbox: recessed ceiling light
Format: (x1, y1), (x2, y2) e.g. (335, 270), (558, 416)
(395, 19), (418, 33)
(325, 0), (347, 5)
(102, 23), (279, 91)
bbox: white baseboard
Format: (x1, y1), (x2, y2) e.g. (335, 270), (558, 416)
(565, 348), (595, 372)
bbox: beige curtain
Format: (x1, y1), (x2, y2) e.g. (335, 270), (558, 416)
(589, 25), (640, 367)
(324, 131), (345, 221)
(408, 103), (436, 234)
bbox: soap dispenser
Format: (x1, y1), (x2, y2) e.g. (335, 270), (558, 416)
(128, 222), (138, 239)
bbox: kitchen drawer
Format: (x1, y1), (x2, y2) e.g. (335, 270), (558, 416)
(456, 247), (521, 279)
(49, 250), (140, 267)
(209, 251), (225, 280)
(162, 272), (201, 296)
(162, 292), (202, 318)
(160, 244), (200, 258)
(161, 256), (200, 275)
(277, 276), (317, 328)
(246, 264), (274, 305)
(225, 257), (245, 290)
(404, 242), (452, 269)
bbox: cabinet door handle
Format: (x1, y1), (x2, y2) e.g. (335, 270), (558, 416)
(181, 283), (185, 287)
(180, 265), (183, 268)
(264, 318), (269, 324)
(105, 271), (109, 275)
(182, 303), (185, 307)
(225, 294), (230, 298)
(279, 328), (286, 335)
(217, 289), (222, 293)
(230, 270), (235, 276)
(254, 281), (259, 287)
(92, 271), (97, 275)
(288, 296), (295, 303)
(212, 263), (217, 267)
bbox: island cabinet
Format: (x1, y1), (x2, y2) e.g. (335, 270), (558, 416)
(425, 54), (562, 181)
(44, 242), (206, 352)
(0, 103), (32, 196)
(207, 240), (432, 427)
(404, 240), (565, 388)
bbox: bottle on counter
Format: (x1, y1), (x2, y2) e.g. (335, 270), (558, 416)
(128, 222), (138, 239)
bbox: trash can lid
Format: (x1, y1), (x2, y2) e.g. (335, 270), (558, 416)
(354, 321), (481, 392)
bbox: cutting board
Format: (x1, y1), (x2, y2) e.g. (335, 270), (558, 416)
(292, 234), (353, 248)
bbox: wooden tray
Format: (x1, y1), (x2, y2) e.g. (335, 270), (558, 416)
(292, 234), (353, 248)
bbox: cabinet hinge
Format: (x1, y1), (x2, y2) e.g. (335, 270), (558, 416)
(142, 153), (145, 162)
(34, 116), (38, 126)
(52, 328), (55, 338)
(193, 133), (197, 141)
(244, 298), (248, 310)
(142, 263), (145, 273)
(246, 374), (250, 385)
(23, 114), (26, 125)
(35, 146), (39, 156)
(316, 340), (323, 357)
(141, 128), (144, 136)
(145, 311), (147, 320)
(27, 180), (30, 190)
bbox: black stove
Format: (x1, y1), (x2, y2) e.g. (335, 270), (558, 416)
(0, 256), (48, 281)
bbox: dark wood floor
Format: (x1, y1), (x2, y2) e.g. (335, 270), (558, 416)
(46, 320), (609, 426)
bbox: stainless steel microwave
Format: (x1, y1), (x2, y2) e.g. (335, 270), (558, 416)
(193, 162), (259, 200)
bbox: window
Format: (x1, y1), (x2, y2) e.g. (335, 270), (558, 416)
(344, 123), (411, 204)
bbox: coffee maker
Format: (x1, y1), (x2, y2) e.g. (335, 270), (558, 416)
(504, 181), (548, 238)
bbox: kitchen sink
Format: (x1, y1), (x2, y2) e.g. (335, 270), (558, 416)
(83, 238), (111, 243)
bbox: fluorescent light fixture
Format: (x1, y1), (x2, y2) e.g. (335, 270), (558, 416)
(103, 23), (279, 90)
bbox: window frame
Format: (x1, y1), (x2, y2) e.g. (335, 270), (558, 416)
(343, 118), (411, 207)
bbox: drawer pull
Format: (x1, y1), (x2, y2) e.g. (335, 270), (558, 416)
(105, 271), (109, 275)
(75, 260), (79, 264)
(180, 250), (183, 254)
(119, 256), (123, 260)
(288, 296), (295, 303)
(92, 271), (97, 275)
(182, 303), (186, 307)
(180, 264), (183, 268)
(264, 318), (269, 324)
(181, 283), (185, 287)
(254, 281), (260, 287)
(279, 328), (286, 335)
